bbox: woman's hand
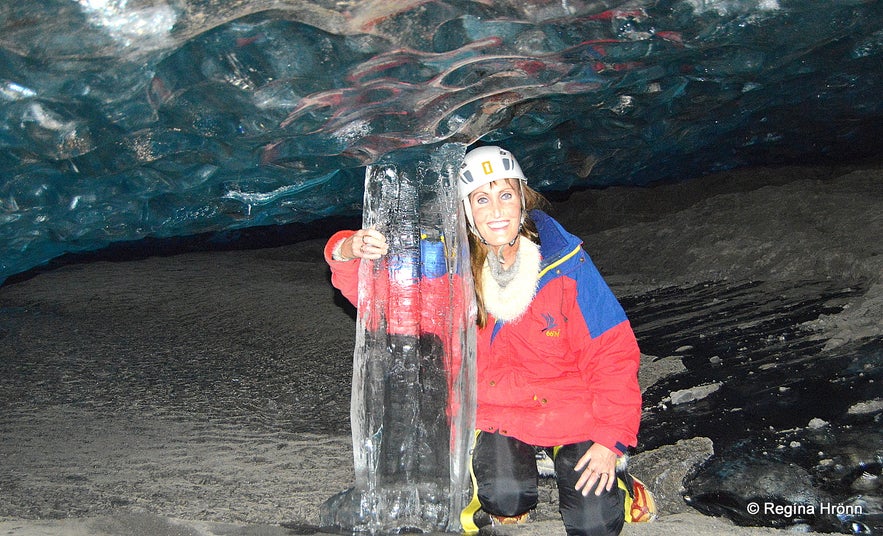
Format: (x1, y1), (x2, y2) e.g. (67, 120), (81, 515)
(342, 228), (389, 260)
(574, 443), (618, 496)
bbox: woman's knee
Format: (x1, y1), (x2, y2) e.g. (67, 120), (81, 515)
(472, 432), (539, 516)
(477, 478), (538, 516)
(559, 487), (625, 536)
(554, 441), (626, 535)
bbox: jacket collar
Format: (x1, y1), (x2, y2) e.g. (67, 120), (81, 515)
(531, 209), (583, 269)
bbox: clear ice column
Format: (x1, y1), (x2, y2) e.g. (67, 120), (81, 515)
(319, 143), (476, 533)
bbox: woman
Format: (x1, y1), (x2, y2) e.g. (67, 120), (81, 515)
(325, 146), (648, 535)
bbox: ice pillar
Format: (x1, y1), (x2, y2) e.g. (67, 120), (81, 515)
(319, 143), (476, 533)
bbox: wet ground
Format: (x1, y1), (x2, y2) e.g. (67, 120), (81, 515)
(624, 280), (883, 534)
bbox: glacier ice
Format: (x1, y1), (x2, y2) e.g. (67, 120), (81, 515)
(318, 143), (476, 533)
(0, 0), (881, 284)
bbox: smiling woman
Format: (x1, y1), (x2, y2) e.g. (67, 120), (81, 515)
(456, 147), (649, 533)
(326, 145), (652, 535)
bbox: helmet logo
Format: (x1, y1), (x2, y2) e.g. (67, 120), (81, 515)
(481, 160), (493, 175)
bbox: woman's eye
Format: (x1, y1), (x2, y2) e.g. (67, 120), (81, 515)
(501, 192), (513, 201)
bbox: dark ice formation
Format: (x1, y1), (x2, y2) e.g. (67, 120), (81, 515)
(1, 0), (881, 283)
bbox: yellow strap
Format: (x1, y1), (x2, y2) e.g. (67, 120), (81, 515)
(459, 430), (483, 534)
(619, 477), (634, 523)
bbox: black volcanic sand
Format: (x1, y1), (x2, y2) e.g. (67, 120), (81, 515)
(1, 163), (881, 535)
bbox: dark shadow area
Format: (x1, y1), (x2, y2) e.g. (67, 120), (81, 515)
(1, 215), (363, 288)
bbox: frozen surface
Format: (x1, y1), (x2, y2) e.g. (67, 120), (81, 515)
(318, 144), (476, 533)
(1, 0), (882, 282)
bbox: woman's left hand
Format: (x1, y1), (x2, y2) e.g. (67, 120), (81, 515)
(574, 443), (618, 496)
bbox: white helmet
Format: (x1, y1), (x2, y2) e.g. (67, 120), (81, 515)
(458, 146), (526, 228)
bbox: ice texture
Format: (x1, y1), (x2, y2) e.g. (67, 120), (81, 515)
(1, 1), (881, 283)
(318, 143), (476, 533)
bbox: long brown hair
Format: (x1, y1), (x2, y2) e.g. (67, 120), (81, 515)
(467, 180), (550, 328)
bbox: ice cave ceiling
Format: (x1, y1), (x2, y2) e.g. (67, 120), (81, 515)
(1, 0), (881, 283)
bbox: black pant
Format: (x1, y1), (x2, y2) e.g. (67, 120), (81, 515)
(472, 431), (625, 536)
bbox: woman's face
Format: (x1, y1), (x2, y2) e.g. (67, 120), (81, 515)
(468, 179), (522, 247)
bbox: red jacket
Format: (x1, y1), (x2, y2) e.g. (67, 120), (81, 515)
(325, 211), (641, 454)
